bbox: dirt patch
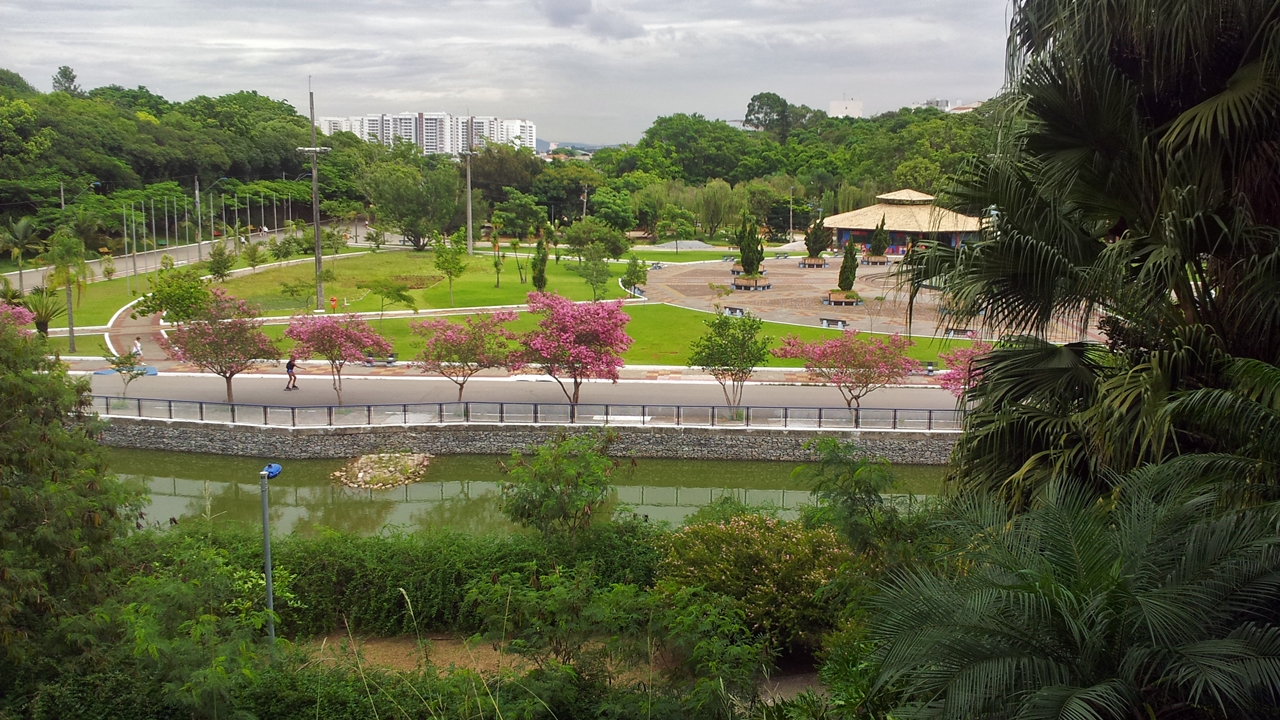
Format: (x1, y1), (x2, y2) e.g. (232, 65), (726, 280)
(307, 632), (529, 674)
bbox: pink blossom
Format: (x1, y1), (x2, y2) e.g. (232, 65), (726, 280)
(285, 313), (392, 405)
(0, 301), (36, 334)
(514, 292), (633, 404)
(773, 330), (920, 408)
(410, 311), (518, 401)
(160, 289), (277, 403)
(937, 339), (993, 397)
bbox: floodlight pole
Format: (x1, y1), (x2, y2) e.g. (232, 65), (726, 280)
(298, 87), (331, 312)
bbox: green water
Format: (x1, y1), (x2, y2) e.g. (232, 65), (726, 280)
(107, 449), (945, 535)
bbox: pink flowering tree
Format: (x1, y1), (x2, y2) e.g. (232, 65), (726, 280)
(773, 330), (920, 408)
(0, 301), (35, 335)
(285, 313), (392, 405)
(515, 292), (633, 404)
(160, 288), (278, 403)
(410, 311), (518, 401)
(937, 338), (994, 398)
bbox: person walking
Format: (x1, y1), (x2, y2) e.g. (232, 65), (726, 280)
(131, 336), (144, 361)
(285, 355), (298, 390)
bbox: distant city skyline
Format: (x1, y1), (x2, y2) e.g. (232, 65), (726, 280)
(316, 113), (536, 155)
(3, 0), (1007, 145)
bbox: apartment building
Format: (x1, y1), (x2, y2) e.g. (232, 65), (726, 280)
(316, 112), (536, 155)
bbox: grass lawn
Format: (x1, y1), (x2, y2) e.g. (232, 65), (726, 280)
(623, 249), (734, 263)
(30, 247), (364, 330)
(223, 250), (626, 317)
(41, 333), (112, 357)
(262, 303), (972, 367)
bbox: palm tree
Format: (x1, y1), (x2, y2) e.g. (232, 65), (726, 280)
(40, 229), (92, 353)
(21, 289), (66, 337)
(68, 206), (102, 251)
(2, 216), (42, 295)
(900, 0), (1280, 503)
(867, 463), (1280, 720)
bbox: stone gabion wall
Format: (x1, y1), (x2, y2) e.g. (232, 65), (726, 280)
(97, 417), (958, 465)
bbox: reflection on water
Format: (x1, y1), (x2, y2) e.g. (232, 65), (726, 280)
(108, 449), (944, 535)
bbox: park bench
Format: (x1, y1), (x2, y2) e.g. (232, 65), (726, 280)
(649, 262), (665, 270)
(774, 252), (791, 259)
(724, 306), (746, 317)
(722, 255), (736, 261)
(820, 318), (848, 329)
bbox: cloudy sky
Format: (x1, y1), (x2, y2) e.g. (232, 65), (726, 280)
(2, 0), (1009, 145)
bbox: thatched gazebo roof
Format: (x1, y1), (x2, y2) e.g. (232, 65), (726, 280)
(822, 189), (980, 234)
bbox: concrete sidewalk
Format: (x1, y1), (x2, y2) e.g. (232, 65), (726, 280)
(64, 353), (947, 388)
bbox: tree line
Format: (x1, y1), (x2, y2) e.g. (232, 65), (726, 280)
(2, 65), (995, 261)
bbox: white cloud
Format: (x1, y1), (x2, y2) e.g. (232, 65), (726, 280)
(1, 0), (1007, 143)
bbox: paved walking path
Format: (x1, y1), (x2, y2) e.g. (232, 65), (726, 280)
(642, 256), (1104, 343)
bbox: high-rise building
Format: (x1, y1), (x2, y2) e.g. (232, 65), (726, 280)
(316, 111), (536, 155)
(828, 100), (864, 118)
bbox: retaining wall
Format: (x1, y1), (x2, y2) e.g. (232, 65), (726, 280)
(98, 417), (958, 464)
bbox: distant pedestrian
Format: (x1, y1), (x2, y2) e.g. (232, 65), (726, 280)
(131, 336), (144, 360)
(285, 355), (298, 390)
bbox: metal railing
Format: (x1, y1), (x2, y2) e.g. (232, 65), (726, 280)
(91, 396), (963, 432)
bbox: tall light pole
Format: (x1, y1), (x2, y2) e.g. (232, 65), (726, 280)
(259, 462), (282, 644)
(464, 116), (474, 255)
(297, 86), (331, 312)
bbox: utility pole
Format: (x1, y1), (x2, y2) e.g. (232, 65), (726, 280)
(465, 116), (474, 255)
(194, 176), (203, 261)
(297, 82), (331, 312)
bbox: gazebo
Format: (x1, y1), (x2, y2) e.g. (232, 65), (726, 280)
(822, 189), (980, 253)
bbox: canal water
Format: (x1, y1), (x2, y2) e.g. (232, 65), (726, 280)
(108, 449), (945, 535)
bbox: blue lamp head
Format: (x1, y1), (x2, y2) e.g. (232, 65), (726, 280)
(262, 463), (283, 479)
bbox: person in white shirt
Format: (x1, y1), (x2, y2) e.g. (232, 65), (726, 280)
(131, 337), (144, 360)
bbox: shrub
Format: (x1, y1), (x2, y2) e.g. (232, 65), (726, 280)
(500, 430), (619, 540)
(657, 514), (854, 654)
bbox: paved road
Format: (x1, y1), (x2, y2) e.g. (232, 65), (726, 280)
(89, 372), (959, 410)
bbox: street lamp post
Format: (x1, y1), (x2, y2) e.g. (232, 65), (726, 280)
(297, 88), (332, 312)
(260, 462), (282, 643)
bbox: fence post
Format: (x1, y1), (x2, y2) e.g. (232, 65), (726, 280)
(403, 404), (408, 425)
(168, 400), (173, 420)
(641, 405), (647, 426)
(327, 406), (333, 426)
(231, 403), (237, 424)
(263, 405), (269, 425)
(710, 406), (715, 427)
(367, 405), (372, 425)
(533, 403), (539, 424)
(604, 404), (609, 425)
(291, 407), (297, 427)
(854, 407), (860, 428)
(136, 398), (142, 417)
(927, 409), (933, 431)
(745, 406), (750, 427)
(784, 406), (789, 428)
(200, 402), (205, 421)
(893, 409), (898, 429)
(499, 402), (505, 424)
(677, 405), (682, 426)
